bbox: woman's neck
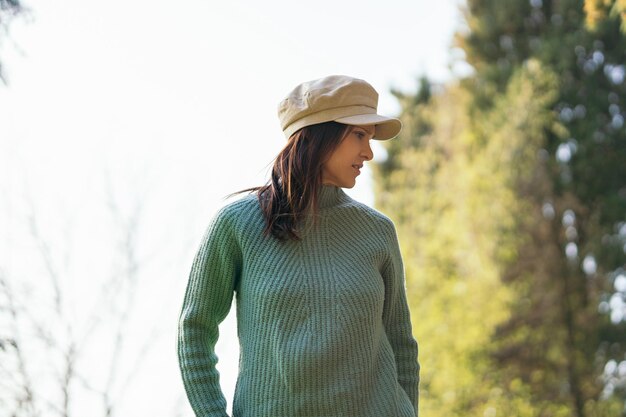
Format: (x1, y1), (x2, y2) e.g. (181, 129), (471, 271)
(318, 184), (345, 209)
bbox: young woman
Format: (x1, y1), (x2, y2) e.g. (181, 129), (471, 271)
(177, 75), (420, 417)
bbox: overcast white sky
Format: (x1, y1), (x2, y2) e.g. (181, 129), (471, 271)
(0, 1), (464, 415)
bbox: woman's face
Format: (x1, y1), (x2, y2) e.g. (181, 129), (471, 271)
(321, 124), (375, 188)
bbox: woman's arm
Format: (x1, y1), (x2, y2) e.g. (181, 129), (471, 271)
(177, 206), (242, 417)
(381, 218), (420, 416)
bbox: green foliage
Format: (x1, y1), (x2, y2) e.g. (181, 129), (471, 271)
(585, 0), (626, 33)
(374, 80), (516, 416)
(375, 0), (626, 416)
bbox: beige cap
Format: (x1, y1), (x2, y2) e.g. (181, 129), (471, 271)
(277, 75), (402, 140)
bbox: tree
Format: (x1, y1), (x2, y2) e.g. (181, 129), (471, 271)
(0, 161), (167, 417)
(374, 0), (626, 415)
(585, 0), (626, 33)
(0, 0), (25, 83)
(464, 1), (626, 414)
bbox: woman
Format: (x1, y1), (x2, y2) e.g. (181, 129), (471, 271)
(177, 75), (420, 417)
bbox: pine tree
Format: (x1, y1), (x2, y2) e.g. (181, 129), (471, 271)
(374, 0), (626, 415)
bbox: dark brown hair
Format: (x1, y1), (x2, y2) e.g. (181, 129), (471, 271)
(236, 121), (351, 241)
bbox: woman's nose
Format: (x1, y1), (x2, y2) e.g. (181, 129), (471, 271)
(362, 140), (374, 161)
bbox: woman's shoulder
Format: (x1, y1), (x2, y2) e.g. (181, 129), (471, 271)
(340, 196), (397, 236)
(211, 192), (262, 229)
(342, 195), (394, 224)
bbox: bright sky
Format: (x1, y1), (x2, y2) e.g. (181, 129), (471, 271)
(0, 0), (463, 415)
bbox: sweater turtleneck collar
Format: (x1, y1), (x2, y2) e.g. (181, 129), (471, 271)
(318, 184), (347, 209)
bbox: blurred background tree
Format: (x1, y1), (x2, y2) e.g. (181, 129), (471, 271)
(0, 0), (24, 83)
(585, 0), (626, 33)
(0, 167), (169, 417)
(375, 0), (626, 416)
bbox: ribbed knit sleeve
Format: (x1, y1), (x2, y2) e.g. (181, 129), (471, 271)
(381, 219), (420, 417)
(177, 206), (242, 417)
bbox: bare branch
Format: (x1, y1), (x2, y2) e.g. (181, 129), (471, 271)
(23, 193), (64, 316)
(0, 0), (26, 84)
(2, 153), (167, 416)
(0, 270), (40, 417)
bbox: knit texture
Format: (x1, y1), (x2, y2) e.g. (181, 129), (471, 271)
(177, 185), (419, 417)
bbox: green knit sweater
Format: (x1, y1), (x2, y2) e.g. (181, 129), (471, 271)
(177, 185), (420, 417)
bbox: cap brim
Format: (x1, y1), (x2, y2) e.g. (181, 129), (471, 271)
(334, 114), (402, 140)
